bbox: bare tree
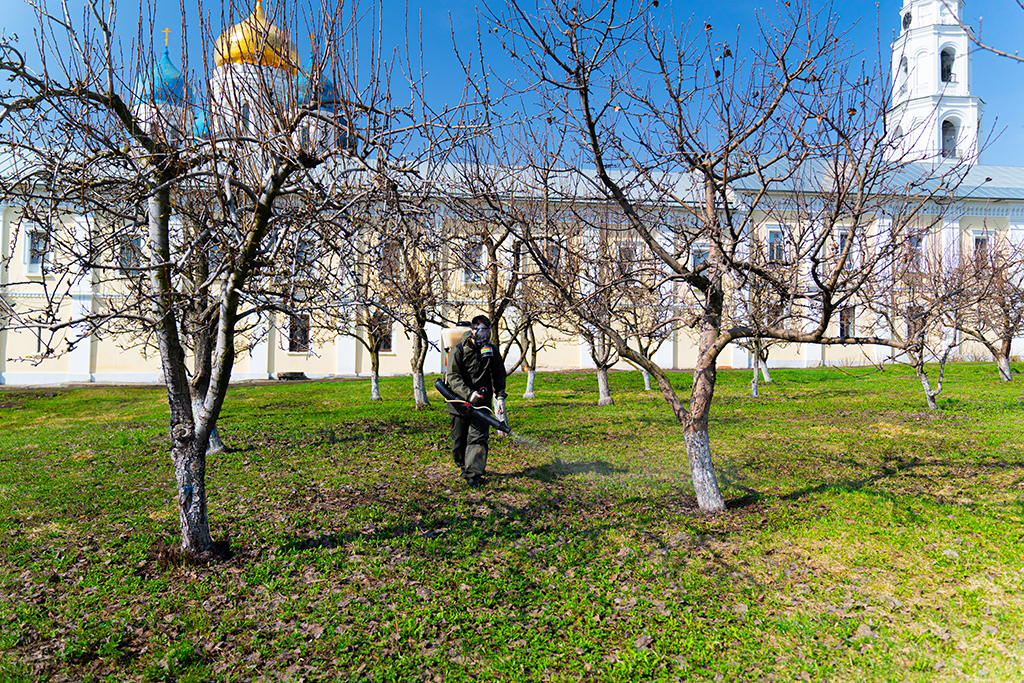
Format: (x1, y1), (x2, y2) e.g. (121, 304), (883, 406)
(866, 237), (979, 409)
(0, 0), (438, 554)
(366, 185), (447, 409)
(952, 238), (1024, 381)
(470, 0), (963, 513)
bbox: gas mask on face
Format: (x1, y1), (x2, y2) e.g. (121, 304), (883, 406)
(472, 324), (491, 346)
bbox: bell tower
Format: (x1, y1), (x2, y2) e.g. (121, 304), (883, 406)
(887, 0), (984, 163)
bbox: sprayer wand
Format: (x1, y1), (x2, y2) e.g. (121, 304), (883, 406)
(434, 379), (511, 434)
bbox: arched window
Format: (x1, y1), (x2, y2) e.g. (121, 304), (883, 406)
(894, 126), (904, 147)
(940, 49), (955, 83)
(942, 119), (958, 158)
(899, 57), (909, 94)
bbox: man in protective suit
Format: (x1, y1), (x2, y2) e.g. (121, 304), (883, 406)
(445, 315), (507, 487)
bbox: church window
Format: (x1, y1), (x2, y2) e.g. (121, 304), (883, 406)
(906, 305), (925, 340)
(464, 240), (484, 285)
(288, 313), (310, 352)
(26, 227), (49, 275)
(907, 233), (924, 270)
(118, 235), (143, 270)
(293, 238), (313, 275)
(898, 57), (909, 95)
(941, 119), (957, 158)
(241, 102), (250, 133)
(374, 315), (393, 353)
(838, 230), (851, 256)
(692, 244), (710, 269)
(839, 306), (856, 338)
(300, 125), (309, 150)
(974, 234), (990, 267)
(940, 49), (955, 83)
(768, 230), (785, 262)
(616, 243), (637, 278)
(542, 240), (560, 269)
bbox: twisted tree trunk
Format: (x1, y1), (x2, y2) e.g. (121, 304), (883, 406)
(148, 183), (212, 555)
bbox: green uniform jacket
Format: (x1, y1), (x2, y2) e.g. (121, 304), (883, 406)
(445, 332), (508, 416)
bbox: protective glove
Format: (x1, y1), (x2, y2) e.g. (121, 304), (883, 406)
(469, 390), (485, 405)
(494, 396), (507, 424)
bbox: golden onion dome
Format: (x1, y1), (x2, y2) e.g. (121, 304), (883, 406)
(214, 1), (299, 74)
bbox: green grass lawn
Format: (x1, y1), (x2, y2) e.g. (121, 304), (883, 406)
(1, 363), (1023, 681)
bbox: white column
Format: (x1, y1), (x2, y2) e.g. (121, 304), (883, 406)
(1010, 218), (1024, 351)
(804, 342), (824, 368)
(730, 343), (750, 370)
(335, 332), (357, 376)
(67, 216), (94, 382)
(248, 315), (273, 379)
(942, 216), (961, 268)
(873, 215), (892, 282)
(1, 205), (10, 383)
(655, 333), (674, 369)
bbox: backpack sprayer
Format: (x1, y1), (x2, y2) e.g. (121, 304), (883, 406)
(436, 322), (511, 434)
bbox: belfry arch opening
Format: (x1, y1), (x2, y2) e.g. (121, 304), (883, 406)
(940, 48), (955, 83)
(941, 119), (958, 158)
(898, 56), (909, 95)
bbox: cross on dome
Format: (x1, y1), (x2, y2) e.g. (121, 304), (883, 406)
(135, 44), (189, 106)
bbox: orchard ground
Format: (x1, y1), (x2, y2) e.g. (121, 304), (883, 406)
(1, 363), (1023, 681)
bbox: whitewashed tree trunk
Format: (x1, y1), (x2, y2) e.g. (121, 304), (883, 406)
(917, 371), (939, 410)
(759, 358), (773, 384)
(683, 429), (726, 513)
(412, 372), (429, 408)
(684, 312), (727, 512)
(596, 367), (614, 405)
(750, 361), (760, 398)
(523, 369), (536, 399)
(369, 347), (383, 400)
(192, 397), (224, 455)
(411, 323), (430, 409)
(997, 355), (1012, 382)
(641, 368), (652, 391)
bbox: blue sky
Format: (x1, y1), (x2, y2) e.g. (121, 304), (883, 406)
(4, 0), (1024, 165)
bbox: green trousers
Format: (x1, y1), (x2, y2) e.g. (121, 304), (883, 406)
(450, 413), (489, 479)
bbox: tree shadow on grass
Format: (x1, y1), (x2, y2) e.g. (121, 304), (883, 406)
(276, 487), (619, 555)
(493, 458), (628, 483)
(718, 454), (1024, 511)
(718, 460), (905, 510)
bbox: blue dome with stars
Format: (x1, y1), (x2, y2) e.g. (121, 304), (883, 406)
(296, 57), (339, 112)
(136, 47), (189, 106)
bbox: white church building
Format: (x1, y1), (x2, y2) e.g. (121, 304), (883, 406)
(1, 0), (1022, 385)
